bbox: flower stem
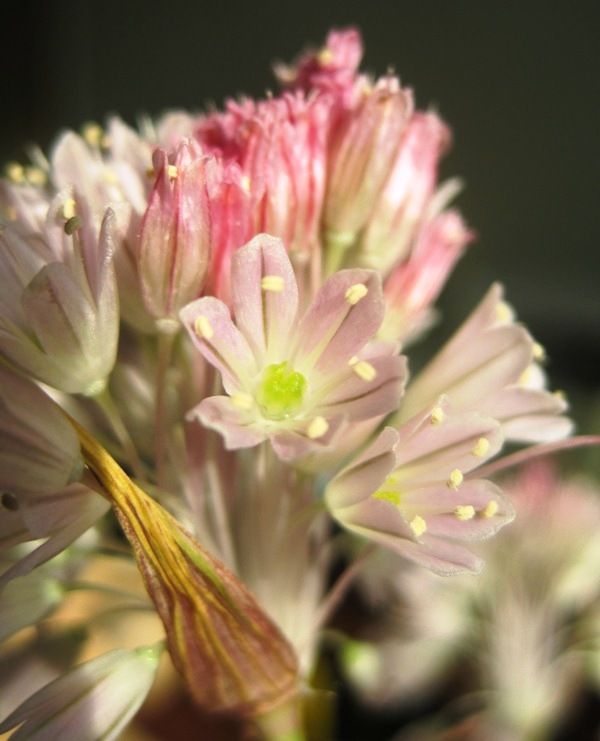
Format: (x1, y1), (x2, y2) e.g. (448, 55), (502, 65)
(92, 386), (146, 481)
(155, 328), (176, 489)
(253, 694), (306, 741)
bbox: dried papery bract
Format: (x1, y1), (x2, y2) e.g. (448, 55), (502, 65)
(71, 419), (300, 718)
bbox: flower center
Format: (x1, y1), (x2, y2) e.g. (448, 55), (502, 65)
(257, 362), (307, 421)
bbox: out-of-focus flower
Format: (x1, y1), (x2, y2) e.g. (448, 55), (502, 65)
(397, 283), (572, 442)
(0, 646), (161, 741)
(0, 194), (119, 395)
(181, 234), (406, 461)
(326, 398), (514, 574)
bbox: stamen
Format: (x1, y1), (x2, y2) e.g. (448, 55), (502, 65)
(240, 175), (251, 193)
(482, 500), (498, 518)
(231, 392), (253, 411)
(472, 437), (490, 458)
(553, 389), (566, 402)
(307, 416), (329, 439)
(495, 301), (514, 324)
(519, 366), (533, 386)
(25, 166), (47, 186)
(103, 168), (118, 185)
(430, 406), (445, 425)
(345, 283), (368, 305)
(409, 515), (427, 538)
(82, 122), (103, 147)
(261, 275), (284, 292)
(5, 162), (24, 183)
(194, 315), (214, 340)
(352, 360), (377, 382)
(167, 165), (179, 179)
(373, 489), (401, 506)
(64, 216), (82, 235)
(532, 341), (546, 362)
(447, 468), (463, 490)
(1, 492), (18, 511)
(317, 48), (334, 65)
(59, 198), (77, 220)
(454, 505), (475, 521)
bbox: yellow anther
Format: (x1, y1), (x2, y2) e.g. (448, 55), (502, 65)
(167, 164), (179, 179)
(60, 198), (77, 220)
(317, 48), (334, 66)
(409, 515), (427, 538)
(454, 505), (475, 521)
(519, 366), (533, 386)
(261, 275), (284, 292)
(482, 500), (499, 518)
(345, 283), (368, 305)
(495, 301), (514, 324)
(82, 122), (104, 147)
(193, 315), (214, 340)
(472, 437), (490, 458)
(447, 468), (463, 490)
(532, 341), (546, 362)
(348, 355), (359, 366)
(430, 406), (445, 425)
(5, 162), (24, 183)
(352, 361), (377, 382)
(102, 168), (118, 185)
(553, 389), (566, 402)
(231, 392), (253, 411)
(373, 489), (402, 507)
(240, 175), (251, 193)
(25, 166), (47, 186)
(307, 416), (329, 440)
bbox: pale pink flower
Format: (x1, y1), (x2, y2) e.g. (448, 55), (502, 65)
(0, 193), (119, 395)
(0, 646), (160, 741)
(325, 397), (515, 574)
(398, 283), (572, 442)
(138, 141), (212, 327)
(181, 234), (406, 461)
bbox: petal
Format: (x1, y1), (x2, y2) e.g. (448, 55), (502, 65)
(394, 404), (504, 486)
(180, 297), (258, 393)
(188, 396), (266, 450)
(325, 427), (399, 510)
(294, 269), (384, 376)
(315, 354), (407, 421)
(231, 234), (299, 363)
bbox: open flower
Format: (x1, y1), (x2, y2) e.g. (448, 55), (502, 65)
(325, 397), (515, 574)
(180, 234), (406, 461)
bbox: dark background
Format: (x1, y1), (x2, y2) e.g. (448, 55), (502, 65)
(1, 3), (599, 738)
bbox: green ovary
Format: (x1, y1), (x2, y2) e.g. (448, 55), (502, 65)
(257, 362), (307, 420)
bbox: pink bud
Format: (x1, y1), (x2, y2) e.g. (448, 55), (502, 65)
(138, 141), (211, 325)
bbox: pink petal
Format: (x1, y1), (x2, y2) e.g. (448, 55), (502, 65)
(180, 297), (258, 394)
(294, 269), (384, 376)
(188, 396), (266, 450)
(231, 234), (299, 363)
(325, 427), (399, 510)
(316, 354), (407, 421)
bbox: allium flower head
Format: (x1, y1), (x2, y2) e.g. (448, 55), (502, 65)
(181, 233), (406, 460)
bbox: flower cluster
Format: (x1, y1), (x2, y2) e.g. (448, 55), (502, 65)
(0, 27), (576, 739)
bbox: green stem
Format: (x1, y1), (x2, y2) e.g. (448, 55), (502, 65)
(155, 328), (177, 489)
(324, 230), (355, 276)
(254, 694), (306, 741)
(92, 386), (146, 481)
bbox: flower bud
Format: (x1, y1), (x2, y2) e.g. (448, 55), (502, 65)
(73, 419), (299, 716)
(324, 77), (413, 267)
(139, 142), (212, 327)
